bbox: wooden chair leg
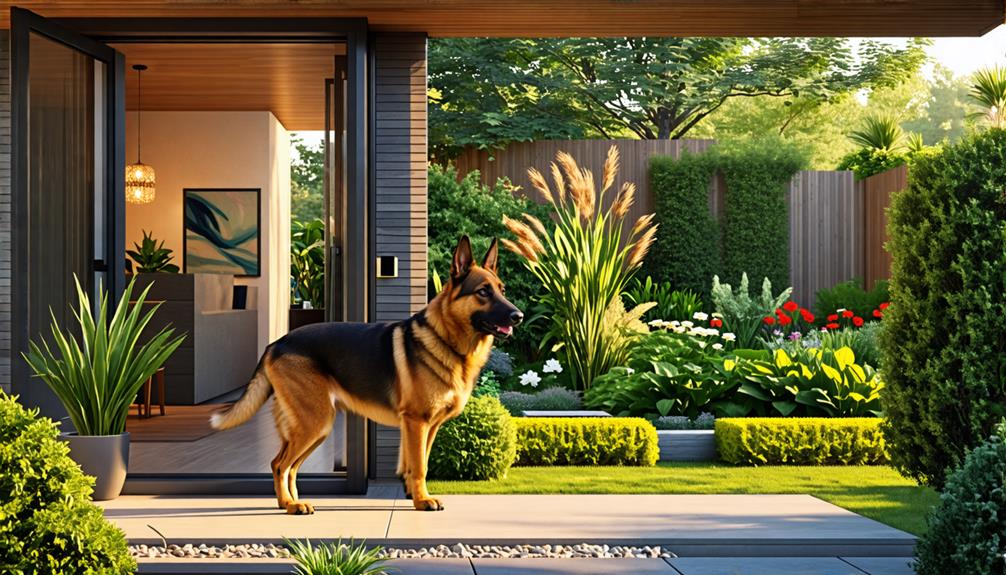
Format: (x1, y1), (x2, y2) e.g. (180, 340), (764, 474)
(143, 375), (153, 419)
(157, 368), (166, 416)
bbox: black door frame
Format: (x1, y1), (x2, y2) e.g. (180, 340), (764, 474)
(12, 11), (372, 495)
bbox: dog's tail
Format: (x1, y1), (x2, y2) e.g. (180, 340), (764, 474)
(210, 355), (273, 431)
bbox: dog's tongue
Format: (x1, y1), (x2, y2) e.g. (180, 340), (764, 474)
(496, 325), (513, 336)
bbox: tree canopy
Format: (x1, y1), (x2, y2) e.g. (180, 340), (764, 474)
(291, 136), (324, 222)
(429, 37), (929, 157)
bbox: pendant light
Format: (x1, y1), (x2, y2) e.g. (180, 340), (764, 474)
(126, 64), (156, 204)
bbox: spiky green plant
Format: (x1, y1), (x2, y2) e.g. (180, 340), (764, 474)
(126, 230), (179, 273)
(285, 538), (390, 575)
(291, 218), (326, 307)
(905, 132), (926, 154)
(22, 276), (186, 436)
(968, 65), (1006, 129)
(848, 115), (905, 152)
(503, 146), (658, 389)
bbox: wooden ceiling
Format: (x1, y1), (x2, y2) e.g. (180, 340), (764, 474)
(2, 0), (1003, 37)
(111, 43), (344, 131)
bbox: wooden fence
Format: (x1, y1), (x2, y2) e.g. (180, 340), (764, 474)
(454, 140), (906, 309)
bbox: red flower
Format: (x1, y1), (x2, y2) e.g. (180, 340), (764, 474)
(827, 314), (839, 322)
(710, 318), (723, 328)
(800, 309), (815, 323)
(852, 316), (864, 327)
(775, 307), (786, 317)
(879, 302), (890, 310)
(825, 322), (840, 330)
(783, 301), (799, 313)
(763, 316), (776, 326)
(873, 309), (883, 318)
(778, 314), (793, 326)
(841, 309), (855, 318)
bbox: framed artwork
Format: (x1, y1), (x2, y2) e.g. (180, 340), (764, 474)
(183, 188), (261, 277)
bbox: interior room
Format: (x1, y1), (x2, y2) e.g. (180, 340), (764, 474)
(114, 42), (347, 475)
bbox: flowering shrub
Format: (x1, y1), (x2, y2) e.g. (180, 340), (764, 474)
(814, 279), (890, 325)
(513, 357), (565, 390)
(710, 273), (792, 349)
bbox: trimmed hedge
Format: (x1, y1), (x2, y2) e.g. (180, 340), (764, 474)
(515, 417), (658, 466)
(428, 396), (517, 480)
(715, 418), (889, 465)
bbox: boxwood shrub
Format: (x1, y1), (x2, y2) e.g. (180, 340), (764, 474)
(428, 395), (517, 480)
(0, 393), (135, 574)
(715, 418), (888, 465)
(515, 417), (658, 466)
(915, 432), (1006, 575)
(499, 387), (582, 416)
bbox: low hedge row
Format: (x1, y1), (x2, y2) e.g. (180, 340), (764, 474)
(515, 417), (659, 466)
(715, 417), (889, 465)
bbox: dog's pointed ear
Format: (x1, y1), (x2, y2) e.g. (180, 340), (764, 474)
(451, 235), (474, 279)
(482, 238), (499, 274)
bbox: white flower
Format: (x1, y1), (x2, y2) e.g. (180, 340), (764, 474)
(625, 367), (635, 375)
(542, 358), (563, 374)
(693, 312), (709, 321)
(519, 370), (541, 388)
(836, 308), (846, 313)
(721, 332), (736, 342)
(712, 343), (724, 351)
(681, 321), (694, 328)
(648, 319), (663, 327)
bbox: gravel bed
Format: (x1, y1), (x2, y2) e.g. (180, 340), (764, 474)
(131, 542), (677, 560)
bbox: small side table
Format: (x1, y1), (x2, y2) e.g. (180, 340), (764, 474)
(138, 367), (166, 419)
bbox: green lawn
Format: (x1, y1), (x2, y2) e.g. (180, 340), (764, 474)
(429, 463), (937, 536)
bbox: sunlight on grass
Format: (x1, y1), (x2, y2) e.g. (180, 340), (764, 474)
(429, 463), (937, 536)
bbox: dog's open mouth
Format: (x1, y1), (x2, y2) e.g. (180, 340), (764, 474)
(482, 322), (513, 338)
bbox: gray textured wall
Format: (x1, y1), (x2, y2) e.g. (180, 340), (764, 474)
(372, 32), (427, 478)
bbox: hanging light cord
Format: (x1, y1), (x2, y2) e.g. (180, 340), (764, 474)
(136, 66), (142, 163)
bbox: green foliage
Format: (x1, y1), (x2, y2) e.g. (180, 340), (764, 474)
(0, 393), (134, 574)
(291, 136), (324, 222)
(514, 417), (659, 466)
(429, 37), (926, 157)
(646, 153), (720, 296)
(428, 396), (517, 480)
(715, 417), (889, 465)
(472, 371), (501, 399)
(848, 115), (905, 151)
(481, 348), (514, 379)
(127, 229), (179, 273)
(503, 149), (655, 389)
(915, 433), (1006, 575)
(23, 276), (186, 436)
(428, 163), (551, 361)
(285, 538), (389, 575)
(624, 276), (703, 323)
(880, 128), (1006, 489)
(291, 218), (326, 307)
(717, 138), (805, 290)
(813, 279), (889, 324)
(817, 324), (883, 370)
(711, 273), (792, 349)
(836, 147), (906, 180)
(968, 65), (1006, 129)
(499, 387), (582, 416)
(652, 413), (716, 430)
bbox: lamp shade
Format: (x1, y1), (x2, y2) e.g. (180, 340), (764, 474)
(125, 162), (156, 204)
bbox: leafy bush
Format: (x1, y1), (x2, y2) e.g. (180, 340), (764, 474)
(499, 387), (582, 416)
(646, 152), (720, 296)
(717, 138), (804, 291)
(0, 393), (134, 573)
(623, 276), (703, 322)
(652, 413), (716, 430)
(836, 147), (907, 180)
(813, 279), (889, 325)
(428, 396), (517, 480)
(515, 417), (659, 466)
(286, 538), (388, 575)
(880, 128), (1006, 488)
(127, 229), (179, 273)
(291, 218), (325, 307)
(711, 273), (792, 349)
(715, 417), (889, 465)
(915, 432), (1006, 575)
(503, 147), (656, 389)
(818, 324), (883, 369)
(472, 371), (502, 399)
(428, 163), (553, 360)
(482, 348), (514, 379)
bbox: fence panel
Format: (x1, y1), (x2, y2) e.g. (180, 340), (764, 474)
(863, 165), (907, 291)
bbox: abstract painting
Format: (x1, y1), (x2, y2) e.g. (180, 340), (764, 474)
(183, 188), (260, 277)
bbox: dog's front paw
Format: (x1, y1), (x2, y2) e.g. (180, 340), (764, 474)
(413, 497), (444, 511)
(286, 501), (316, 515)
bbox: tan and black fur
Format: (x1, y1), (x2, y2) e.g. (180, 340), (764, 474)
(210, 236), (522, 514)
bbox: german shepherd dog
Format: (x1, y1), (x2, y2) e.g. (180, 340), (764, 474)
(210, 236), (522, 513)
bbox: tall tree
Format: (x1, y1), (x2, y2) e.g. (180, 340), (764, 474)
(290, 136), (324, 222)
(429, 37), (929, 157)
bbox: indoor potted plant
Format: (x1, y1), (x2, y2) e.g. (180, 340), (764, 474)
(126, 229), (180, 273)
(290, 218), (326, 329)
(22, 275), (186, 500)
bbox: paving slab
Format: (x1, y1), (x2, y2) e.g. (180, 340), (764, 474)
(473, 558), (676, 574)
(667, 557), (865, 575)
(841, 557), (916, 575)
(136, 558), (475, 574)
